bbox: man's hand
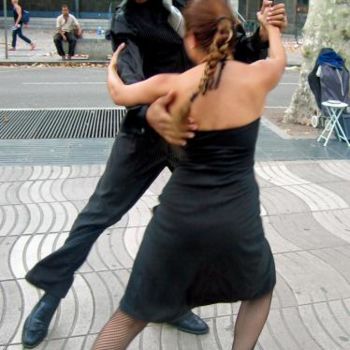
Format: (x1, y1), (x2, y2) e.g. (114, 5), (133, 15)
(258, 1), (288, 41)
(146, 92), (198, 146)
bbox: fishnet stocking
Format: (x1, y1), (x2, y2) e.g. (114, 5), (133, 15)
(92, 309), (147, 350)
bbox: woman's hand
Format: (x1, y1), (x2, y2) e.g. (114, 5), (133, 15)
(258, 1), (287, 41)
(110, 43), (126, 68)
(257, 2), (272, 30)
(267, 3), (288, 31)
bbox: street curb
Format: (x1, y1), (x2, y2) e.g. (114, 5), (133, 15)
(0, 61), (301, 67)
(0, 60), (108, 66)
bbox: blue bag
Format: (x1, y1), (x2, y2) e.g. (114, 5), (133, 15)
(22, 10), (30, 24)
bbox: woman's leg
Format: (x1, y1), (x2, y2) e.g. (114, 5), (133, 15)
(232, 291), (273, 350)
(17, 26), (33, 46)
(11, 27), (18, 49)
(93, 309), (147, 350)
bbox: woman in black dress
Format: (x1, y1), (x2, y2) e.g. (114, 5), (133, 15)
(94, 0), (286, 349)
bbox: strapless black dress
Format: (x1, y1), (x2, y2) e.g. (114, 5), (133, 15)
(120, 119), (275, 322)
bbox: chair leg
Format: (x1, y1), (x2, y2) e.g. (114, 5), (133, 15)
(317, 106), (349, 147)
(317, 117), (336, 146)
(335, 120), (350, 147)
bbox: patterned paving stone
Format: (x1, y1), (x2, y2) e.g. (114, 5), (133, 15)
(1, 160), (350, 349)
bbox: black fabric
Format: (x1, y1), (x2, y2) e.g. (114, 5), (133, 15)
(234, 25), (269, 63)
(13, 7), (23, 24)
(12, 25), (31, 48)
(120, 119), (276, 323)
(25, 131), (170, 298)
(173, 0), (187, 10)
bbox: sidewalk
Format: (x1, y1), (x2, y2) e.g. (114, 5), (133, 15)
(0, 25), (303, 65)
(0, 27), (111, 64)
(0, 116), (350, 349)
(1, 156), (350, 349)
(2, 18), (349, 350)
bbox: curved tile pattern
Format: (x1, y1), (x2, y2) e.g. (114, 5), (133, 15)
(1, 160), (350, 349)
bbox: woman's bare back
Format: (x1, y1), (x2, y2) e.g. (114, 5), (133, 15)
(169, 61), (268, 131)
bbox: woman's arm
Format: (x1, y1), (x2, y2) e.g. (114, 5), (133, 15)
(252, 11), (286, 91)
(108, 44), (177, 107)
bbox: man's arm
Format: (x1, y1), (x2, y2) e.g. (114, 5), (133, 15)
(72, 16), (82, 36)
(110, 30), (153, 127)
(108, 44), (176, 106)
(56, 17), (66, 39)
(234, 24), (268, 64)
(234, 1), (288, 64)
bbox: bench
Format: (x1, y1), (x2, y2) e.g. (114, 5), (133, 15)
(63, 37), (112, 60)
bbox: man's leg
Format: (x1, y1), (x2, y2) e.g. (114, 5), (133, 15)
(22, 131), (167, 347)
(53, 33), (65, 57)
(66, 32), (77, 57)
(26, 131), (167, 298)
(22, 131), (208, 348)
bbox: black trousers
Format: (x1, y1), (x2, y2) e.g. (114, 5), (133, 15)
(25, 129), (171, 299)
(12, 25), (32, 48)
(53, 32), (77, 57)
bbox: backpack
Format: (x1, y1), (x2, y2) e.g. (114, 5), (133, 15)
(22, 10), (30, 24)
(308, 48), (350, 111)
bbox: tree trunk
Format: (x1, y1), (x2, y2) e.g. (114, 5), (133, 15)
(284, 0), (350, 125)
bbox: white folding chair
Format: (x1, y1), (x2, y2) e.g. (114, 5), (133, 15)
(317, 100), (350, 147)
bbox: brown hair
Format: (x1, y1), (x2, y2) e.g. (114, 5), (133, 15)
(183, 0), (237, 95)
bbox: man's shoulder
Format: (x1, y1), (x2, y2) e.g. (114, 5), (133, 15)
(56, 14), (63, 20)
(69, 14), (78, 21)
(111, 8), (137, 36)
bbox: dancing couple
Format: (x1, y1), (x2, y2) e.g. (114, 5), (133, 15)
(22, 0), (287, 349)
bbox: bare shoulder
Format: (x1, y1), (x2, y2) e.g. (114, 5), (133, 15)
(180, 64), (205, 78)
(175, 64), (205, 88)
(227, 60), (279, 91)
(225, 61), (257, 84)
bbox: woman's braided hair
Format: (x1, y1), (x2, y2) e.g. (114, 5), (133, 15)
(183, 0), (237, 96)
(170, 0), (238, 134)
(198, 17), (234, 95)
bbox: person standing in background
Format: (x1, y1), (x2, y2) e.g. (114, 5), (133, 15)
(10, 0), (35, 51)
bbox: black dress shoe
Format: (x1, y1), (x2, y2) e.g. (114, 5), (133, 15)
(22, 293), (60, 349)
(168, 311), (209, 335)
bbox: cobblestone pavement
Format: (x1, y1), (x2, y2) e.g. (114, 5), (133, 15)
(1, 155), (350, 349)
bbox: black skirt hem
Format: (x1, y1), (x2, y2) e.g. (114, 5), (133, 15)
(119, 280), (275, 324)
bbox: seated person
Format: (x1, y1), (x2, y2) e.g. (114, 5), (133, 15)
(53, 4), (82, 60)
